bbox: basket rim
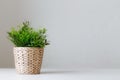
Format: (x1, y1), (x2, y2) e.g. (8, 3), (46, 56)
(14, 47), (44, 49)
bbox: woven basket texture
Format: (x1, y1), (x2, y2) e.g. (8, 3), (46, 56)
(14, 47), (44, 74)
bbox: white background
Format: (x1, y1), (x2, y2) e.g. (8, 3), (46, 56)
(0, 0), (120, 69)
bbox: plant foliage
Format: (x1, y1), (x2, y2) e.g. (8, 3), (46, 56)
(8, 21), (49, 48)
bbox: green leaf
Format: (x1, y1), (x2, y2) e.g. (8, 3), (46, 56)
(7, 21), (49, 48)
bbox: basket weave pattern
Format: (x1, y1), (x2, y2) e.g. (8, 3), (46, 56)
(14, 47), (44, 74)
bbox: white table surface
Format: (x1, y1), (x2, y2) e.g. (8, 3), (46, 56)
(0, 69), (120, 80)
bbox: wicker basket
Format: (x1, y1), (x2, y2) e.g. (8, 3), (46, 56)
(14, 47), (44, 74)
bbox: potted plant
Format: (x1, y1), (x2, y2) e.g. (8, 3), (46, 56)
(8, 21), (49, 74)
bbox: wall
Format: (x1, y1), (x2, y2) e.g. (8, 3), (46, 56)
(0, 0), (120, 69)
(0, 0), (19, 68)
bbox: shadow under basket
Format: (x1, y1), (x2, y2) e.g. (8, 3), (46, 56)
(14, 47), (44, 74)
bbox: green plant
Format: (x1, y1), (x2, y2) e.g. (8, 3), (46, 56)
(8, 21), (49, 48)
